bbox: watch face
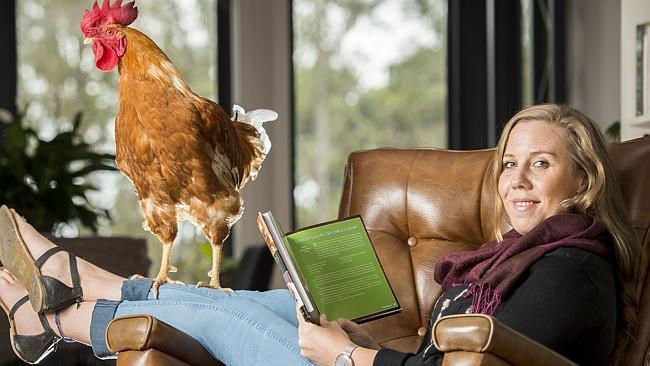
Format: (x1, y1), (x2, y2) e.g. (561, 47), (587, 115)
(335, 354), (353, 366)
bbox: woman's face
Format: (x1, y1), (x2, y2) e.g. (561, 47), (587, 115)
(498, 120), (586, 235)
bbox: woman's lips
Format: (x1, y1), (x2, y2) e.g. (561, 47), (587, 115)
(511, 200), (539, 212)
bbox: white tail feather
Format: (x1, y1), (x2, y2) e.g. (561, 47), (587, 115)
(232, 105), (277, 154)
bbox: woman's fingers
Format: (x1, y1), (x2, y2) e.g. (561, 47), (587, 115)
(298, 313), (353, 364)
(335, 318), (380, 350)
(319, 314), (329, 325)
(336, 318), (359, 332)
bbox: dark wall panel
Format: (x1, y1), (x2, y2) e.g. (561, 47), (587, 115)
(448, 0), (488, 150)
(0, 0), (17, 116)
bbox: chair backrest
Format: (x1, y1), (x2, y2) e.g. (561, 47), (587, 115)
(337, 136), (650, 363)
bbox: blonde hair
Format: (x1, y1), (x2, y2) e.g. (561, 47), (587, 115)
(491, 104), (642, 364)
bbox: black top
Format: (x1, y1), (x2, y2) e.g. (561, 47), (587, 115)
(373, 247), (617, 366)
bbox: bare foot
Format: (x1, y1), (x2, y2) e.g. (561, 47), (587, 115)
(0, 269), (43, 336)
(11, 210), (124, 302)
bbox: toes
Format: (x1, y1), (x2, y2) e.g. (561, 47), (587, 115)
(0, 270), (12, 283)
(0, 269), (18, 284)
(151, 282), (161, 299)
(150, 276), (184, 298)
(195, 282), (233, 293)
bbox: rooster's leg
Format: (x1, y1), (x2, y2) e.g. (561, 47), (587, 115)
(197, 242), (233, 292)
(152, 242), (184, 298)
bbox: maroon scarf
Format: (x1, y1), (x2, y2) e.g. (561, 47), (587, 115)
(434, 213), (611, 315)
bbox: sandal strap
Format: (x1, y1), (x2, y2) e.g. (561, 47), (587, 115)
(8, 295), (55, 334)
(35, 247), (84, 304)
(34, 247), (65, 269)
(68, 253), (82, 296)
(9, 295), (29, 321)
(37, 312), (52, 332)
(54, 310), (75, 343)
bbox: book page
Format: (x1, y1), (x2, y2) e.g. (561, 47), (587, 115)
(286, 217), (399, 321)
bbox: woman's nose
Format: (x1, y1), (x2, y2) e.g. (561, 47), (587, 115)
(510, 167), (532, 189)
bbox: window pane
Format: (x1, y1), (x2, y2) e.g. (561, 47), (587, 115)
(293, 0), (447, 227)
(16, 0), (217, 282)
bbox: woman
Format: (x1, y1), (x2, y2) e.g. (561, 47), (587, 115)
(0, 104), (641, 365)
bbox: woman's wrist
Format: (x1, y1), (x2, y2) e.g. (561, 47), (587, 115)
(350, 346), (378, 366)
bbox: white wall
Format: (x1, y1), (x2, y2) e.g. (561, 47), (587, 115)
(567, 0), (621, 131)
(230, 0), (293, 258)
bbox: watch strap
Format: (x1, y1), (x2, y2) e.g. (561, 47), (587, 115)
(336, 343), (358, 366)
(343, 343), (359, 357)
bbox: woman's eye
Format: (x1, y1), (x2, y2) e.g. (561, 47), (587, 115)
(533, 160), (549, 168)
(503, 161), (515, 169)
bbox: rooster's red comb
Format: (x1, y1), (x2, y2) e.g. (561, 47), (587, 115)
(80, 0), (138, 35)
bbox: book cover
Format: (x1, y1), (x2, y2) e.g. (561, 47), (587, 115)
(256, 212), (320, 324)
(257, 212), (400, 324)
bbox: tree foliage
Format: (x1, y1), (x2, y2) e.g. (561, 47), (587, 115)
(294, 0), (447, 226)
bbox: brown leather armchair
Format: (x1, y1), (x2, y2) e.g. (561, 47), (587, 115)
(106, 136), (650, 365)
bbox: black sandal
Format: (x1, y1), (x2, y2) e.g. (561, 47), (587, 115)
(1, 295), (61, 364)
(35, 247), (84, 312)
(0, 205), (84, 313)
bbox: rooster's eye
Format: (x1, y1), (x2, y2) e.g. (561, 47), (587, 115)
(107, 29), (114, 35)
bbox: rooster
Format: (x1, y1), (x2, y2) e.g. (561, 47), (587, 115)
(80, 0), (277, 296)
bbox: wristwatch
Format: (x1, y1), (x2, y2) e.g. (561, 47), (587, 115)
(335, 343), (359, 366)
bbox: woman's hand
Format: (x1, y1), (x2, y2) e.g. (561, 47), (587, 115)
(289, 282), (379, 365)
(297, 303), (352, 365)
(335, 318), (380, 350)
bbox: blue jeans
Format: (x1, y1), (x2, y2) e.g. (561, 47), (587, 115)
(90, 279), (314, 365)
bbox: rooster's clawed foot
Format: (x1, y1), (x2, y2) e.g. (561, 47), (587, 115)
(196, 269), (233, 292)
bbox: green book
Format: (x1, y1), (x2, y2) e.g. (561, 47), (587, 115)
(257, 211), (401, 324)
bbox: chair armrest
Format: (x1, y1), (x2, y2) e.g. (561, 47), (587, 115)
(106, 314), (223, 366)
(432, 314), (576, 366)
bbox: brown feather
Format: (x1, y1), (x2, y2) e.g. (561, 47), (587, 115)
(114, 26), (268, 267)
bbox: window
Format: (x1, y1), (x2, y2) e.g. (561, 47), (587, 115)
(293, 0), (447, 227)
(16, 0), (218, 282)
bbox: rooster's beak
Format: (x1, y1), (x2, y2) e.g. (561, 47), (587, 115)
(83, 37), (94, 45)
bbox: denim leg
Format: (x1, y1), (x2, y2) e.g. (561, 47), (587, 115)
(90, 279), (306, 364)
(121, 279), (298, 326)
(121, 278), (154, 301)
(114, 296), (313, 365)
(88, 279), (150, 359)
(89, 299), (120, 359)
(151, 284), (298, 326)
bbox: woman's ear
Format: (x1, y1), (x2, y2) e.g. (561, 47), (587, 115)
(576, 170), (588, 194)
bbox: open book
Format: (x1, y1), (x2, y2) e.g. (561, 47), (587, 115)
(256, 211), (401, 325)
